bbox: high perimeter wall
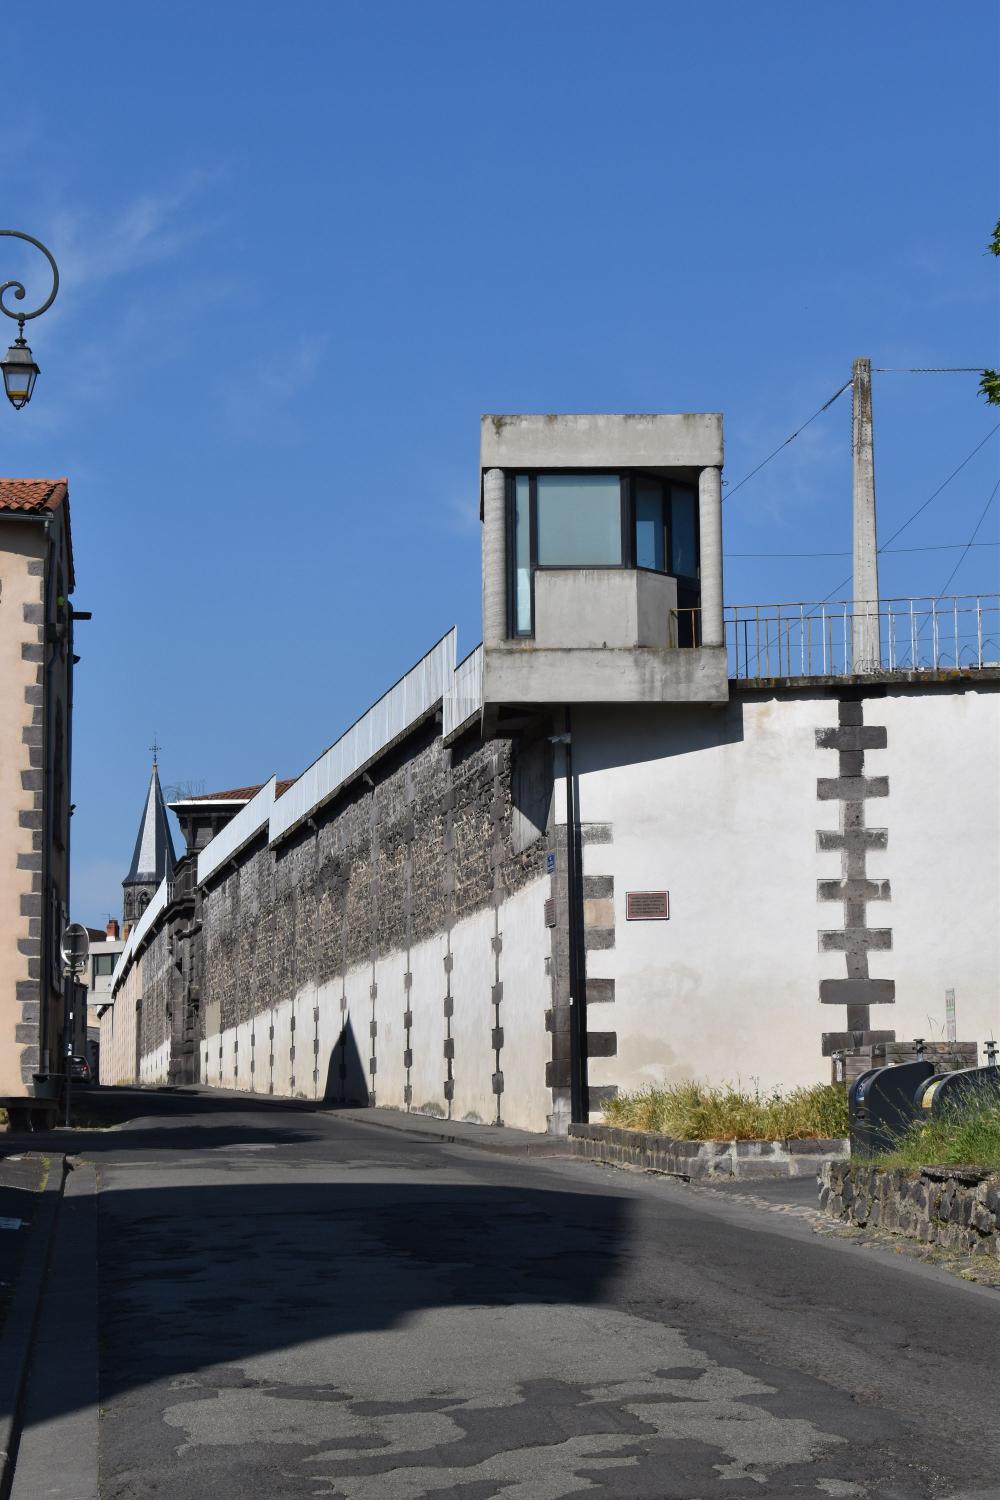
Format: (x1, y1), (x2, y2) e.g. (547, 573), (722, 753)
(103, 669), (999, 1134)
(571, 678), (1000, 1103)
(198, 723), (558, 1131)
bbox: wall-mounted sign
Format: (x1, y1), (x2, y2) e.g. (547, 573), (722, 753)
(626, 891), (669, 921)
(546, 852), (556, 874)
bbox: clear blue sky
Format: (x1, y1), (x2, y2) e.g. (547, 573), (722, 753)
(2, 2), (996, 926)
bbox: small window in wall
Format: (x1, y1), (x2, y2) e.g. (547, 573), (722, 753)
(94, 953), (117, 978)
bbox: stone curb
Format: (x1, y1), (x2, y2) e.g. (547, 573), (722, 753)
(10, 1160), (99, 1500)
(0, 1153), (66, 1500)
(334, 1107), (569, 1156)
(567, 1123), (850, 1180)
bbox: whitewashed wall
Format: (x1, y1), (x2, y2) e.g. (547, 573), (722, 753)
(573, 683), (1000, 1099)
(98, 963), (137, 1086)
(198, 874), (553, 1132)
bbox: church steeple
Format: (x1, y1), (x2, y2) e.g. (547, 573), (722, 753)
(123, 757), (177, 926)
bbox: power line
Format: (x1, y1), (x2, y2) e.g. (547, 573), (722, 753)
(879, 423), (1000, 550)
(730, 542), (999, 559)
(937, 478), (1000, 596)
(815, 423), (1000, 604)
(722, 379), (851, 504)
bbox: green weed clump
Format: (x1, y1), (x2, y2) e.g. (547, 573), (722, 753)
(602, 1080), (849, 1141)
(876, 1093), (1000, 1171)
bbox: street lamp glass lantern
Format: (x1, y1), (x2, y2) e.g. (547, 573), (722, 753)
(1, 338), (39, 410)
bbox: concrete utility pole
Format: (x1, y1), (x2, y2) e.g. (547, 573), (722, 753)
(851, 357), (881, 671)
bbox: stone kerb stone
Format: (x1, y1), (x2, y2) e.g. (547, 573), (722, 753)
(820, 1161), (1000, 1257)
(568, 1124), (849, 1180)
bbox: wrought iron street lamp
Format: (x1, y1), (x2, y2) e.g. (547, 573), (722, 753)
(0, 230), (59, 410)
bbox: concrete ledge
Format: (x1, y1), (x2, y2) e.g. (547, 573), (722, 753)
(484, 644), (730, 706)
(568, 1124), (848, 1180)
(820, 1161), (1000, 1256)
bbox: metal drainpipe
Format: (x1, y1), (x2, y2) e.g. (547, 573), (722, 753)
(40, 514), (54, 1090)
(62, 600), (76, 1123)
(563, 708), (588, 1123)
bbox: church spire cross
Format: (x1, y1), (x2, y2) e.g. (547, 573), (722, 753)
(149, 736), (161, 765)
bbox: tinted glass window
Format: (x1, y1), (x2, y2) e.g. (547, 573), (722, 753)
(635, 481), (666, 571)
(670, 488), (697, 577)
(513, 476), (532, 634)
(536, 475), (622, 566)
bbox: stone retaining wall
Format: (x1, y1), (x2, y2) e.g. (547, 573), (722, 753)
(568, 1123), (848, 1180)
(820, 1161), (1000, 1257)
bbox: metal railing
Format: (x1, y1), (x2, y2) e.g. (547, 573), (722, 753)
(724, 595), (1000, 680)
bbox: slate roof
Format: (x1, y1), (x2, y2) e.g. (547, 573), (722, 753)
(124, 762), (177, 888)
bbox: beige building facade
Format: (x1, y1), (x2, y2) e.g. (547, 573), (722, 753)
(0, 479), (76, 1123)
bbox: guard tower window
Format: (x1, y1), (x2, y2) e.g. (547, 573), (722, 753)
(536, 475), (623, 566)
(507, 472), (700, 639)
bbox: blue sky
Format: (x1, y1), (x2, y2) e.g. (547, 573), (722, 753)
(1, 2), (996, 925)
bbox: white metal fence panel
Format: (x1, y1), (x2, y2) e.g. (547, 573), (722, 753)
(269, 629), (457, 845)
(444, 644), (484, 737)
(197, 777), (277, 886)
(110, 875), (170, 993)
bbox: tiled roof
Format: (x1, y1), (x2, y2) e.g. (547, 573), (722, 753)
(0, 478), (74, 589)
(0, 478), (68, 513)
(195, 779), (296, 802)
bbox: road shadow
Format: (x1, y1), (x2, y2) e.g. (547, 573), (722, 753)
(0, 1085), (366, 1158)
(5, 1165), (629, 1433)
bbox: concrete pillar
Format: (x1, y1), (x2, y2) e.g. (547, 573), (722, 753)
(697, 465), (724, 648)
(851, 357), (881, 671)
(481, 467), (507, 646)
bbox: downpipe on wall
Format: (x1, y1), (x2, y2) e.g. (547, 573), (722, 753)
(559, 709), (589, 1123)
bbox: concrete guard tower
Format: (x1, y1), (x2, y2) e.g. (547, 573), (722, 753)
(479, 413), (728, 725)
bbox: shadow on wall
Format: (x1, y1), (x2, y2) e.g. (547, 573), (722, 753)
(574, 699), (746, 777)
(323, 1019), (369, 1106)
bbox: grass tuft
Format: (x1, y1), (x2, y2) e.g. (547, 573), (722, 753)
(602, 1080), (849, 1141)
(875, 1093), (1000, 1170)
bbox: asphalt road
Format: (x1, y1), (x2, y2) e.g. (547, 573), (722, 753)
(49, 1091), (1000, 1497)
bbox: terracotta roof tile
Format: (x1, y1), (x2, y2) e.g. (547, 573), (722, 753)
(0, 478), (74, 589)
(196, 778), (296, 802)
(0, 477), (68, 513)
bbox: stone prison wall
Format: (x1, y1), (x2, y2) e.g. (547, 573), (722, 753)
(196, 723), (559, 1132)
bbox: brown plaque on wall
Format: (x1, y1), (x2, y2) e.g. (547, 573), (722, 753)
(626, 890), (669, 921)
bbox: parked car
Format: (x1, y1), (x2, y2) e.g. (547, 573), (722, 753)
(68, 1055), (92, 1084)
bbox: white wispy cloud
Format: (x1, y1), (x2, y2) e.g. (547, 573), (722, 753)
(215, 334), (327, 442)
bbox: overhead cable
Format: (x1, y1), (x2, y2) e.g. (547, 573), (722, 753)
(722, 379), (851, 504)
(730, 542), (999, 559)
(815, 423), (1000, 604)
(937, 478), (1000, 597)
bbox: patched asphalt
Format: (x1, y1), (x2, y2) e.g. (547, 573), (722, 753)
(54, 1092), (1000, 1498)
